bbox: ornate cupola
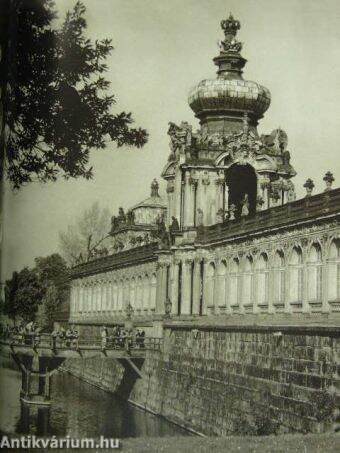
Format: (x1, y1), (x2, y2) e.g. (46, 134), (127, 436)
(188, 14), (271, 134)
(162, 13), (296, 231)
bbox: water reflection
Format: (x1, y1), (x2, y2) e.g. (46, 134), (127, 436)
(0, 367), (189, 438)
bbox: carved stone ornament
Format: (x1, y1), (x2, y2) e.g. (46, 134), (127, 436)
(164, 297), (172, 318)
(167, 121), (192, 154)
(202, 172), (210, 185)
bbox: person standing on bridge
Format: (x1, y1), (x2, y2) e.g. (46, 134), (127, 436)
(51, 328), (58, 350)
(101, 326), (108, 351)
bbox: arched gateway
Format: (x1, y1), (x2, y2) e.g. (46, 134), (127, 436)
(226, 163), (257, 217)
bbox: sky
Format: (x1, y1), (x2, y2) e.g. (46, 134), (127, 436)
(2, 0), (340, 280)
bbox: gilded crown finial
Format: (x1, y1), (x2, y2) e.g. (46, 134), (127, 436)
(219, 13), (242, 54)
(221, 13), (241, 37)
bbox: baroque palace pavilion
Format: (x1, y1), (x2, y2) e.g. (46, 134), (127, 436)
(69, 14), (340, 330)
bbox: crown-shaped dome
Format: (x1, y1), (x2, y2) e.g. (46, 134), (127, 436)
(188, 14), (271, 129)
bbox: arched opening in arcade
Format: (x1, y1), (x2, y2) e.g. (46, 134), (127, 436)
(225, 163), (257, 218)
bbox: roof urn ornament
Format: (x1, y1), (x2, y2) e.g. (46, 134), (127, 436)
(323, 171), (334, 191)
(303, 178), (315, 197)
(151, 178), (160, 197)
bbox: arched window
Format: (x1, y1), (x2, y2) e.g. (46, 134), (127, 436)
(289, 247), (303, 306)
(107, 281), (112, 311)
(83, 285), (88, 312)
(273, 251), (285, 307)
(117, 279), (124, 310)
(102, 282), (107, 311)
(112, 280), (118, 312)
(328, 240), (340, 302)
(205, 262), (216, 310)
(243, 256), (254, 309)
(142, 274), (150, 310)
(96, 284), (101, 311)
(108, 279), (113, 311)
(256, 253), (269, 308)
(229, 258), (240, 308)
(130, 277), (136, 309)
(70, 286), (76, 314)
(217, 261), (227, 308)
(136, 276), (143, 311)
(150, 273), (157, 310)
(308, 243), (323, 303)
(225, 163), (257, 218)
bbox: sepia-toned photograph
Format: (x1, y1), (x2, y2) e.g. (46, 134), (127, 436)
(0, 1), (340, 451)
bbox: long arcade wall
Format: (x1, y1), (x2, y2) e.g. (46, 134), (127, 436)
(69, 189), (340, 323)
(69, 243), (161, 324)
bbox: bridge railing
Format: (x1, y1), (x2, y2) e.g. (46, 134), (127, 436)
(1, 332), (163, 353)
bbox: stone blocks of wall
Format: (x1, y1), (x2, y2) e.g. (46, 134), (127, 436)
(130, 328), (339, 436)
(61, 326), (340, 436)
(63, 357), (124, 394)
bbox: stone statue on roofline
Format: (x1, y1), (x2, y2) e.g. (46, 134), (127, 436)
(241, 194), (249, 216)
(117, 207), (126, 224)
(216, 208), (224, 223)
(111, 215), (119, 232)
(126, 210), (135, 225)
(170, 216), (180, 232)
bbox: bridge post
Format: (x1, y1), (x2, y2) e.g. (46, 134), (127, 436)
(9, 348), (64, 406)
(38, 359), (52, 401)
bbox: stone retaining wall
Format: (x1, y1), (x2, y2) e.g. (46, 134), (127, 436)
(64, 325), (340, 436)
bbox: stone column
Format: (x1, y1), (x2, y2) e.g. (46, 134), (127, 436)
(108, 281), (113, 312)
(97, 283), (102, 311)
(171, 261), (180, 315)
(284, 255), (291, 314)
(142, 276), (148, 311)
(302, 247), (309, 313)
(84, 284), (88, 314)
(70, 287), (75, 315)
(201, 260), (207, 315)
(181, 260), (192, 315)
(155, 264), (167, 315)
(79, 286), (83, 313)
(216, 174), (225, 217)
(192, 259), (202, 315)
(267, 255), (275, 314)
(224, 185), (229, 216)
(99, 282), (104, 313)
(322, 254), (329, 313)
(184, 172), (195, 228)
(174, 168), (183, 225)
(113, 282), (118, 312)
(166, 180), (175, 225)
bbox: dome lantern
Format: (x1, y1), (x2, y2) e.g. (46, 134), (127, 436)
(188, 14), (271, 132)
(213, 13), (247, 79)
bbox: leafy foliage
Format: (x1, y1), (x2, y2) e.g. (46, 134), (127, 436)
(3, 268), (44, 322)
(2, 253), (69, 326)
(35, 253), (70, 327)
(59, 201), (111, 265)
(37, 284), (59, 329)
(1, 0), (148, 188)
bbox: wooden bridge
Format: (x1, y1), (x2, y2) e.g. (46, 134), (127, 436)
(0, 334), (162, 406)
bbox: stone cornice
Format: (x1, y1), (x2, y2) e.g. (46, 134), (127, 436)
(196, 188), (340, 248)
(70, 243), (159, 279)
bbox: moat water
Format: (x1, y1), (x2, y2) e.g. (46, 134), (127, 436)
(0, 366), (189, 438)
